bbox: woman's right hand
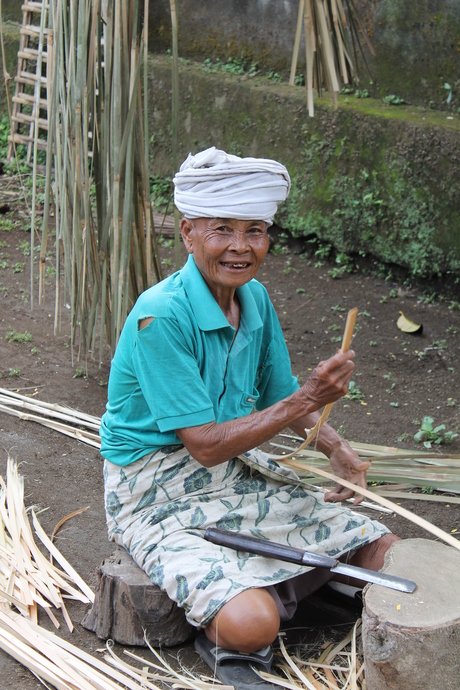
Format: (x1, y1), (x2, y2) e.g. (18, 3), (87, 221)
(300, 350), (355, 411)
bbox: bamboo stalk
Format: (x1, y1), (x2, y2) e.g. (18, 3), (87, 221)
(290, 0), (305, 85)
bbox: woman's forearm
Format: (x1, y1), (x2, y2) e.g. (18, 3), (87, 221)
(176, 350), (355, 466)
(176, 389), (318, 466)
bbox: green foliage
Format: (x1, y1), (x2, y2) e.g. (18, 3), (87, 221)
(5, 327), (32, 343)
(201, 57), (259, 77)
(17, 240), (30, 256)
(150, 175), (173, 213)
(414, 416), (458, 449)
(73, 368), (86, 379)
(346, 381), (364, 401)
(383, 94), (405, 105)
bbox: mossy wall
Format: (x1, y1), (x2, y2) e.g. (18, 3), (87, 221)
(149, 58), (460, 278)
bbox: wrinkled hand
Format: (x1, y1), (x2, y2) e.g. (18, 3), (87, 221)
(302, 350), (355, 411)
(324, 442), (371, 506)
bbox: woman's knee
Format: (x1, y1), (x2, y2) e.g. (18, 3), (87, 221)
(351, 533), (401, 572)
(205, 588), (280, 653)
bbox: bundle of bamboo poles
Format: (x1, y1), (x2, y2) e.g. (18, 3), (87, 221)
(36, 0), (162, 363)
(290, 0), (375, 116)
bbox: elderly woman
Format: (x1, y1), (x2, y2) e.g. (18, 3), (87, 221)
(100, 148), (397, 689)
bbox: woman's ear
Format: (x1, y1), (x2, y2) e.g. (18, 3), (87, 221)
(181, 218), (194, 254)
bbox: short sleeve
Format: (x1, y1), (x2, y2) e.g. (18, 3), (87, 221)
(132, 316), (216, 431)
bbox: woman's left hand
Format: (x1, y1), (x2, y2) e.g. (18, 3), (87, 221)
(324, 442), (371, 505)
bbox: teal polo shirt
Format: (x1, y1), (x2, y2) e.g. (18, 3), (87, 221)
(100, 255), (299, 466)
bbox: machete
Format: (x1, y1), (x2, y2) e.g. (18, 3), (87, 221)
(204, 527), (416, 593)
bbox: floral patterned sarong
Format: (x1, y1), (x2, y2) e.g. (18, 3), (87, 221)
(104, 446), (388, 628)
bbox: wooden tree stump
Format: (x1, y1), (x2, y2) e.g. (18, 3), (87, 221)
(362, 538), (460, 690)
(81, 546), (193, 647)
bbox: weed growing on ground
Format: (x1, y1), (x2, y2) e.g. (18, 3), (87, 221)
(346, 381), (364, 401)
(414, 416), (458, 448)
(73, 368), (86, 379)
(5, 328), (32, 343)
(8, 368), (20, 377)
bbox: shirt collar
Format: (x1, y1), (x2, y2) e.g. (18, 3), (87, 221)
(180, 255), (263, 333)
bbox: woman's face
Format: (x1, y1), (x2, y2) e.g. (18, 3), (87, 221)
(181, 217), (270, 298)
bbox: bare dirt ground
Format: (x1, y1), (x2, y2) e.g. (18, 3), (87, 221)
(0, 172), (460, 688)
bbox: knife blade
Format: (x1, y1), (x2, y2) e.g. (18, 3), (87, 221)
(204, 527), (416, 594)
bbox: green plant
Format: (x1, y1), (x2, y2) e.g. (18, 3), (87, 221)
(45, 265), (56, 277)
(73, 368), (86, 379)
(270, 243), (289, 256)
(330, 335), (342, 343)
(267, 71), (282, 83)
(414, 416), (458, 449)
(383, 94), (405, 105)
(447, 398), (457, 407)
(397, 432), (408, 442)
(31, 347), (40, 355)
(5, 328), (32, 343)
(330, 305), (345, 312)
(369, 340), (377, 347)
(0, 261), (9, 269)
(13, 262), (25, 274)
(8, 368), (20, 377)
(17, 241), (30, 256)
(346, 381), (364, 401)
(354, 88), (369, 99)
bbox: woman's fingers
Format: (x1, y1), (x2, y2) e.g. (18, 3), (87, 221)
(302, 350), (355, 408)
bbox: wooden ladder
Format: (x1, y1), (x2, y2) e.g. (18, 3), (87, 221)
(7, 0), (51, 163)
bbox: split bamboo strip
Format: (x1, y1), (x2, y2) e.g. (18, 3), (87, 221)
(288, 307), (357, 456)
(282, 458), (460, 551)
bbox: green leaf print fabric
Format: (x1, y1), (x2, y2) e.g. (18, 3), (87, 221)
(104, 446), (388, 627)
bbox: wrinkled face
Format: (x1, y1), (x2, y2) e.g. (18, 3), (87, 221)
(181, 217), (270, 297)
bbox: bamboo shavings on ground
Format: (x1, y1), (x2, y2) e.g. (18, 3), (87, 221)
(0, 457), (94, 635)
(255, 623), (365, 689)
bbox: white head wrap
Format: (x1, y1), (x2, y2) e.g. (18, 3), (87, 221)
(173, 147), (291, 225)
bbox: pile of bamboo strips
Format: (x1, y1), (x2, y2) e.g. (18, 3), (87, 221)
(0, 387), (101, 448)
(2, 386), (460, 499)
(0, 458), (94, 631)
(0, 458), (232, 689)
(271, 435), (460, 495)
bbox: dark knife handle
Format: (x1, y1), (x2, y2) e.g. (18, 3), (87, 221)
(204, 528), (337, 569)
